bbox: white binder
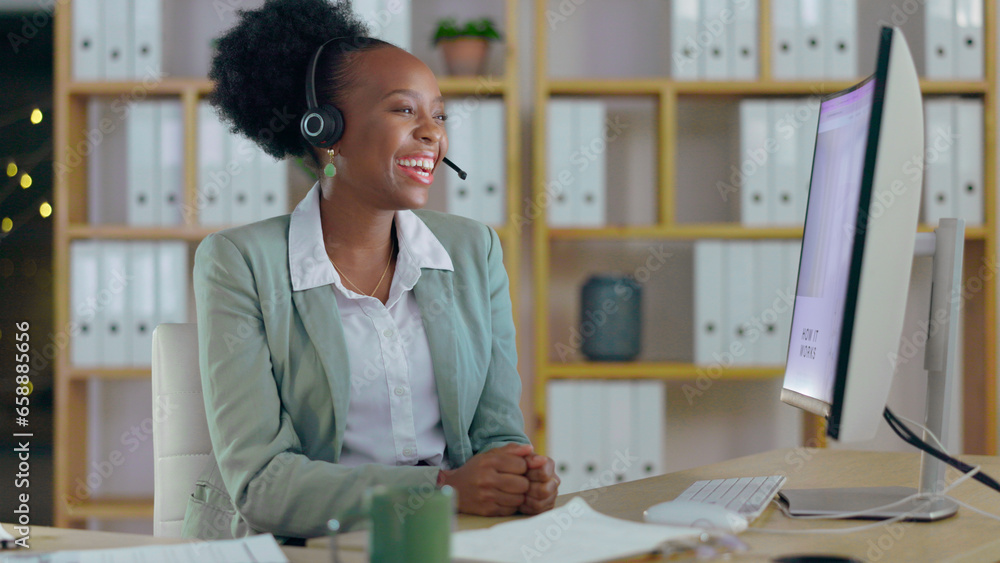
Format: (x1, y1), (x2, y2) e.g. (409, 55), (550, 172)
(104, 0), (132, 80)
(726, 241), (757, 365)
(797, 0), (825, 79)
(229, 135), (260, 226)
(70, 241), (102, 367)
(824, 0), (857, 79)
(604, 382), (632, 485)
(100, 241), (132, 367)
(126, 102), (160, 226)
(258, 153), (289, 220)
(954, 98), (984, 225)
(72, 0), (104, 80)
(129, 242), (157, 366)
(925, 0), (955, 79)
(729, 0), (758, 79)
(159, 100), (184, 225)
(575, 382), (605, 491)
(629, 381), (665, 482)
(796, 97), (821, 224)
(546, 101), (578, 227)
(157, 242), (189, 325)
(701, 0), (729, 79)
(198, 102), (231, 225)
(770, 0), (798, 79)
(671, 0), (701, 79)
(444, 100), (479, 222)
(576, 101), (607, 227)
(133, 0), (163, 79)
(547, 381), (581, 494)
(770, 100), (799, 225)
(739, 100), (770, 226)
(694, 240), (726, 365)
(755, 242), (785, 364)
(954, 0), (984, 79)
(354, 0), (411, 52)
(923, 99), (955, 225)
(477, 100), (506, 227)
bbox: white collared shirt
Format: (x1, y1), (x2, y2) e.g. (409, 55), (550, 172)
(288, 182), (453, 468)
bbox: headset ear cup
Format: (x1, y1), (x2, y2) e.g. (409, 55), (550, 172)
(321, 104), (344, 147)
(300, 105), (345, 148)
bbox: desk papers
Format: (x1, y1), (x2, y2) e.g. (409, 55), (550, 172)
(452, 497), (698, 563)
(0, 533), (287, 562)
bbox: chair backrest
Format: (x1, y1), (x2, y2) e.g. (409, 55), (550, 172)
(151, 323), (215, 537)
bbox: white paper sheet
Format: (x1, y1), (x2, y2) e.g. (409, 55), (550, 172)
(0, 533), (287, 563)
(451, 497), (697, 563)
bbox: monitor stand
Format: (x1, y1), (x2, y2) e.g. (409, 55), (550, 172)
(779, 218), (965, 522)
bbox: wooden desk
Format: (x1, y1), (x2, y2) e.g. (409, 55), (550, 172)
(310, 448), (1000, 562)
(0, 524), (360, 562)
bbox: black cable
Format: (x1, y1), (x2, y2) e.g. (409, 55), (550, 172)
(883, 407), (1000, 494)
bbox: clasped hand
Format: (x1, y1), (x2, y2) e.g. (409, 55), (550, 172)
(438, 443), (560, 516)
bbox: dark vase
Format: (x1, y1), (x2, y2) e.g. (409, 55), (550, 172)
(579, 274), (642, 361)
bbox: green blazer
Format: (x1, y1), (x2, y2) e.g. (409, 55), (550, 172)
(180, 210), (529, 541)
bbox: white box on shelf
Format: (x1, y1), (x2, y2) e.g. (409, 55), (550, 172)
(353, 0), (411, 52)
(954, 98), (984, 226)
(671, 0), (702, 79)
(629, 381), (665, 482)
(739, 99), (771, 226)
(575, 382), (605, 491)
(129, 242), (158, 366)
(770, 0), (799, 79)
(72, 0), (104, 80)
(770, 100), (800, 225)
(755, 242), (786, 365)
(604, 382), (632, 484)
(824, 0), (857, 79)
(694, 240), (727, 365)
(475, 100), (506, 227)
(258, 152), (289, 220)
(925, 0), (956, 79)
(953, 0), (984, 79)
(728, 0), (758, 79)
(198, 102), (231, 226)
(103, 0), (132, 80)
(444, 99), (478, 222)
(701, 0), (730, 79)
(725, 241), (757, 365)
(547, 381), (581, 494)
(159, 100), (184, 225)
(126, 101), (160, 226)
(575, 101), (607, 227)
(100, 241), (132, 367)
(229, 135), (260, 226)
(157, 242), (189, 325)
(133, 0), (163, 79)
(70, 241), (102, 367)
(923, 99), (956, 225)
(546, 100), (578, 227)
(796, 0), (825, 79)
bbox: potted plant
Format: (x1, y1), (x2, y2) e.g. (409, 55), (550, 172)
(432, 17), (502, 76)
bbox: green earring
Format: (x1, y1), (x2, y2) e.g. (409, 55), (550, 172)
(324, 149), (337, 177)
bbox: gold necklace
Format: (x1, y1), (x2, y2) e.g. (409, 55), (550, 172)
(330, 238), (394, 297)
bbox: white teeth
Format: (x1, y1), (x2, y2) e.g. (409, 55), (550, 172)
(396, 158), (434, 172)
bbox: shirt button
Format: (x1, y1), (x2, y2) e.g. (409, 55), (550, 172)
(394, 386), (405, 396)
(403, 447), (414, 456)
(383, 328), (394, 338)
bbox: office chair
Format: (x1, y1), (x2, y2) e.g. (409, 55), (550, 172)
(151, 323), (216, 537)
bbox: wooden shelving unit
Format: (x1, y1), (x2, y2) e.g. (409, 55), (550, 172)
(532, 0), (997, 456)
(52, 0), (522, 528)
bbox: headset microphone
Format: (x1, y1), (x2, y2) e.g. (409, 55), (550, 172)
(300, 37), (469, 180)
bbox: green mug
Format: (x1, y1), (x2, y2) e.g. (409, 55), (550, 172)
(328, 484), (455, 563)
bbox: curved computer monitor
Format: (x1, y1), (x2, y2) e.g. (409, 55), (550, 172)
(780, 27), (924, 443)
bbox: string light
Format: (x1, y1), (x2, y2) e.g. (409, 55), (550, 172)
(20, 174), (31, 188)
(30, 109), (42, 124)
(5, 163), (15, 177)
(1, 218), (12, 233)
(40, 202), (52, 218)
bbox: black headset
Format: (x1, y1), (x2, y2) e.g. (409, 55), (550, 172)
(299, 36), (468, 179)
(299, 36), (346, 149)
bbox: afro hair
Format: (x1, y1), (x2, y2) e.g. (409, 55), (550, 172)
(207, 0), (388, 162)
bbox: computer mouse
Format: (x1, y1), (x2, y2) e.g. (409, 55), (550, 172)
(643, 500), (750, 534)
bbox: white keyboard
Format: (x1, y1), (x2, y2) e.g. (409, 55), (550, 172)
(675, 475), (787, 521)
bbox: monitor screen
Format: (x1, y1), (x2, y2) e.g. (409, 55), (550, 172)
(782, 79), (876, 412)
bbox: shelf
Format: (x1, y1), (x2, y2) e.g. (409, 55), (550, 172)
(66, 224), (221, 240)
(65, 498), (154, 520)
(67, 368), (151, 381)
(547, 225), (989, 240)
(546, 78), (989, 96)
(66, 76), (507, 98)
(545, 362), (785, 380)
